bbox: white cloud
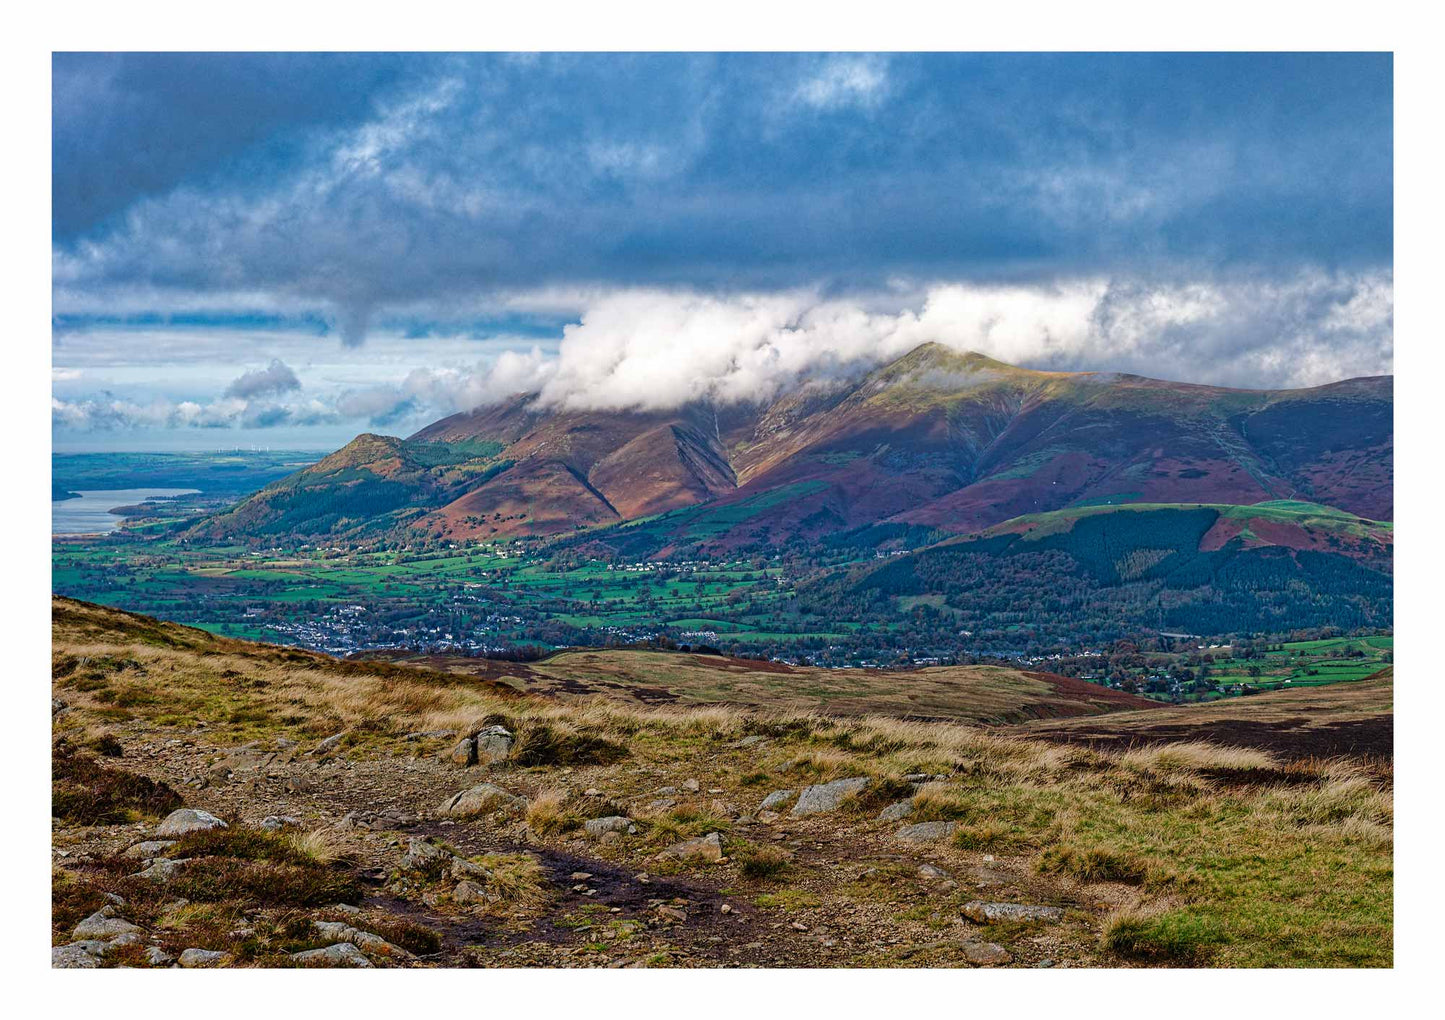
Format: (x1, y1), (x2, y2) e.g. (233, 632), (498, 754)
(792, 56), (890, 111)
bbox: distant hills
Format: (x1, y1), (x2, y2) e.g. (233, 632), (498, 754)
(192, 343), (1393, 559)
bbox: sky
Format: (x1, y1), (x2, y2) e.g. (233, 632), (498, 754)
(52, 52), (1394, 450)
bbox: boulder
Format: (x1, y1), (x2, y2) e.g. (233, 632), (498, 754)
(658, 831), (724, 862)
(878, 799), (915, 822)
(52, 942), (105, 968)
(178, 948), (228, 968)
(474, 725), (515, 762)
(437, 782), (524, 818)
(145, 946), (175, 967)
(134, 857), (189, 883)
(312, 920), (413, 960)
(399, 837), (451, 872)
(73, 907), (141, 940)
(155, 808), (227, 837)
(961, 901), (1064, 924)
(311, 732), (346, 756)
(791, 777), (869, 816)
(122, 839), (176, 859)
(758, 789), (796, 811)
(584, 815), (637, 838)
(964, 942), (1013, 965)
(448, 736), (478, 767)
(452, 880), (496, 906)
(260, 815), (301, 831)
(291, 943), (373, 968)
(895, 820), (957, 842)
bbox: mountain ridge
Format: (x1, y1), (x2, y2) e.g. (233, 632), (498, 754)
(191, 344), (1393, 550)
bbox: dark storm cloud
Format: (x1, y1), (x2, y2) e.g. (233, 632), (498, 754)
(53, 53), (1392, 337)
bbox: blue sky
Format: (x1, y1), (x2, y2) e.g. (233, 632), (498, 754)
(52, 52), (1393, 449)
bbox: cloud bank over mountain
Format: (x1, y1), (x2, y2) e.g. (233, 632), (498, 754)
(51, 53), (1393, 441)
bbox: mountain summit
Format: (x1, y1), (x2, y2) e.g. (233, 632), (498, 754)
(195, 345), (1393, 549)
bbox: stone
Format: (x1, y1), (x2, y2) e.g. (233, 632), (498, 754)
(122, 839), (176, 859)
(895, 820), (957, 842)
(436, 782), (524, 818)
(964, 942), (1013, 965)
(260, 815), (301, 831)
(756, 810), (781, 823)
(448, 859), (494, 886)
(312, 732), (346, 756)
(145, 946), (175, 967)
(155, 808), (227, 837)
(400, 837), (451, 872)
(474, 725), (515, 762)
(448, 736), (478, 767)
(658, 831), (724, 862)
(758, 789), (796, 811)
(134, 857), (188, 882)
(52, 942), (104, 968)
(178, 947), (228, 968)
(291, 943), (373, 968)
(733, 735), (769, 748)
(312, 920), (413, 960)
(878, 799), (915, 821)
(656, 905), (687, 923)
(918, 864), (952, 881)
(681, 778), (701, 792)
(584, 815), (637, 837)
(73, 907), (141, 940)
(961, 901), (1064, 924)
(452, 880), (496, 906)
(790, 777), (869, 816)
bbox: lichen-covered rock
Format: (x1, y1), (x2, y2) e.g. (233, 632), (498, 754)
(895, 820), (956, 842)
(584, 815), (636, 838)
(878, 799), (915, 822)
(312, 920), (413, 960)
(961, 901), (1064, 924)
(291, 943), (373, 968)
(658, 831), (724, 862)
(178, 947), (228, 968)
(474, 725), (515, 762)
(437, 783), (523, 818)
(73, 907), (141, 940)
(791, 777), (869, 816)
(759, 789), (796, 811)
(155, 808), (227, 837)
(964, 942), (1013, 965)
(448, 736), (478, 768)
(133, 857), (189, 882)
(399, 837), (451, 872)
(122, 839), (176, 859)
(52, 942), (105, 968)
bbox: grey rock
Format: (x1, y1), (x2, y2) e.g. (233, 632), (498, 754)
(155, 808), (227, 837)
(681, 778), (701, 793)
(73, 907), (141, 940)
(52, 942), (104, 968)
(658, 831), (724, 862)
(447, 736), (478, 767)
(918, 864), (952, 881)
(895, 820), (957, 842)
(733, 735), (769, 748)
(474, 725), (515, 762)
(964, 942), (1013, 965)
(178, 947), (228, 968)
(758, 789), (796, 811)
(584, 815), (637, 837)
(134, 857), (189, 883)
(291, 943), (373, 968)
(452, 879), (496, 906)
(260, 815), (302, 831)
(962, 901), (1064, 924)
(312, 920), (413, 960)
(399, 837), (450, 872)
(122, 839), (176, 859)
(437, 782), (523, 818)
(145, 946), (175, 967)
(878, 799), (915, 821)
(312, 732), (346, 756)
(791, 777), (869, 816)
(450, 857), (495, 882)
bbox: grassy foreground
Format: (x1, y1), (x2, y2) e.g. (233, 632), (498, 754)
(51, 597), (1391, 968)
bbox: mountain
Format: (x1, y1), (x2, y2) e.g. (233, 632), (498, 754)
(191, 344), (1393, 552)
(803, 500), (1392, 646)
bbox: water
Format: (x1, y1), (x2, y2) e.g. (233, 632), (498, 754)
(52, 488), (200, 535)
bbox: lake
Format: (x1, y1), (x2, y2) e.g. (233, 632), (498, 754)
(52, 488), (200, 535)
